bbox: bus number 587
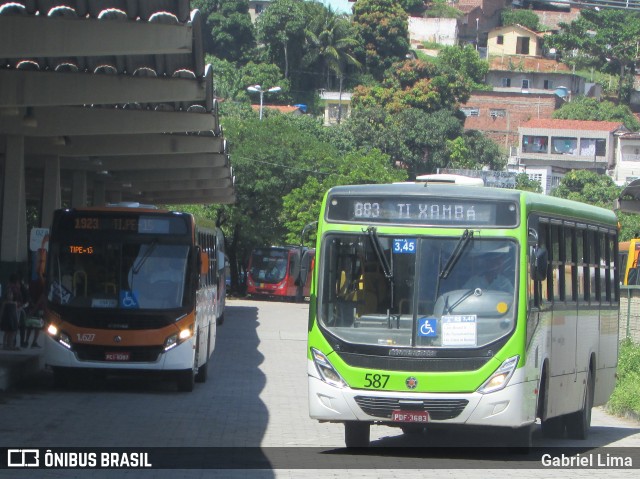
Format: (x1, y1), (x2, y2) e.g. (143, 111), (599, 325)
(364, 373), (390, 389)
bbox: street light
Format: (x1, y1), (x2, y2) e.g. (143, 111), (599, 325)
(247, 84), (282, 120)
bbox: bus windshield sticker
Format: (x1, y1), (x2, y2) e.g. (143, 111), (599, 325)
(120, 290), (139, 309)
(418, 317), (437, 337)
(441, 315), (477, 347)
(393, 238), (416, 254)
(91, 298), (118, 308)
(49, 281), (72, 304)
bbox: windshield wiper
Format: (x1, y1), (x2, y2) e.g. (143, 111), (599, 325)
(132, 240), (158, 275)
(439, 229), (473, 279)
(365, 226), (394, 311)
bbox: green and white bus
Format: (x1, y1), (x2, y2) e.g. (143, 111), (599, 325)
(307, 180), (619, 447)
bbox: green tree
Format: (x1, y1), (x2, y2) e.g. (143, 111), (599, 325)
(514, 173), (542, 193)
(352, 0), (410, 80)
(552, 96), (640, 131)
(545, 9), (640, 103)
(352, 58), (471, 114)
(281, 148), (408, 243)
(195, 0), (255, 62)
(303, 4), (362, 90)
(551, 169), (620, 208)
(501, 8), (541, 31)
(218, 112), (340, 277)
(424, 0), (463, 19)
(256, 0), (306, 79)
(436, 45), (489, 90)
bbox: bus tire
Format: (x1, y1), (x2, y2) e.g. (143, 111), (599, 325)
(195, 332), (210, 384)
(541, 415), (565, 438)
(565, 369), (594, 440)
(509, 424), (533, 453)
(177, 369), (195, 392)
(344, 421), (370, 448)
(539, 365), (565, 438)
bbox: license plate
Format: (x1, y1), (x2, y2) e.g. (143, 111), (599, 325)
(105, 352), (130, 361)
(391, 410), (429, 423)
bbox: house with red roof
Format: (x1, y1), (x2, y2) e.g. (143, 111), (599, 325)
(511, 119), (628, 193)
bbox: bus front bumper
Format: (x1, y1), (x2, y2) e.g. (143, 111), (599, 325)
(308, 360), (536, 428)
(44, 334), (196, 372)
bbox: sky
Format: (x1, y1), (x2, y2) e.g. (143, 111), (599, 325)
(320, 0), (354, 14)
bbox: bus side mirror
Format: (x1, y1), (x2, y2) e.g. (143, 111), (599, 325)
(200, 251), (209, 276)
(531, 246), (548, 281)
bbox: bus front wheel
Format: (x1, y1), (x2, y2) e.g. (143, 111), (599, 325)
(177, 369), (195, 392)
(565, 370), (594, 440)
(344, 421), (370, 447)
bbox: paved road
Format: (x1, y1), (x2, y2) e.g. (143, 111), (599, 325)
(0, 298), (638, 478)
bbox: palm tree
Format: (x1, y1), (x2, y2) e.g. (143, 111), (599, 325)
(304, 7), (362, 90)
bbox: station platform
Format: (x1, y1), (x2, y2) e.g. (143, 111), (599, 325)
(0, 340), (44, 391)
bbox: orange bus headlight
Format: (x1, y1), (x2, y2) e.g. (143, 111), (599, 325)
(47, 324), (72, 349)
(164, 328), (192, 351)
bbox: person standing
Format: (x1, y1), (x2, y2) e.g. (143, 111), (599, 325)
(9, 273), (29, 347)
(0, 289), (20, 350)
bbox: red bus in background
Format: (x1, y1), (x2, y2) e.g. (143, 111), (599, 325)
(246, 246), (314, 301)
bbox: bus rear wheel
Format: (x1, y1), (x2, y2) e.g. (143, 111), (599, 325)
(344, 421), (370, 447)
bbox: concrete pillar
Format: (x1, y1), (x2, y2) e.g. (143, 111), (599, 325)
(93, 180), (106, 206)
(71, 170), (87, 207)
(42, 155), (61, 228)
(1, 135), (28, 278)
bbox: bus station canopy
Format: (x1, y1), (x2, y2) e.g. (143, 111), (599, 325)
(0, 0), (235, 206)
(615, 179), (640, 214)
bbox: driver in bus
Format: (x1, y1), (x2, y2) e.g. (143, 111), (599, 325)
(464, 253), (513, 292)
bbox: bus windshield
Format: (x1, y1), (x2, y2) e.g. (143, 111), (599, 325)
(319, 233), (517, 349)
(249, 248), (291, 284)
(47, 240), (190, 310)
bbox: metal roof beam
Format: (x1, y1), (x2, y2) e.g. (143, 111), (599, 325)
(0, 70), (206, 107)
(25, 134), (224, 157)
(0, 16), (192, 58)
(0, 106), (219, 136)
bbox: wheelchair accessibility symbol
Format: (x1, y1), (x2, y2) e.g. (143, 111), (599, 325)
(120, 290), (139, 309)
(418, 317), (437, 337)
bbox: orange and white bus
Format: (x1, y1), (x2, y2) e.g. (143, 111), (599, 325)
(44, 203), (225, 391)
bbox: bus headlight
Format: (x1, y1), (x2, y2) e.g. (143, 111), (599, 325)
(164, 328), (192, 351)
(47, 324), (72, 349)
(477, 355), (519, 394)
(311, 348), (346, 389)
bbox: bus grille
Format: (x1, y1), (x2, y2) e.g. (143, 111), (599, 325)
(338, 352), (490, 372)
(73, 345), (164, 362)
(354, 396), (469, 420)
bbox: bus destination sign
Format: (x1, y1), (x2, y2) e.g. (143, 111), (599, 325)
(60, 214), (187, 235)
(326, 196), (517, 226)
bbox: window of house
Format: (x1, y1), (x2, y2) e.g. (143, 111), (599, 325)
(255, 5), (263, 14)
(544, 79), (554, 89)
(579, 138), (606, 157)
(328, 104), (347, 123)
(551, 137), (578, 155)
(490, 109), (506, 118)
(522, 79), (530, 89)
(516, 36), (530, 55)
(461, 107), (480, 117)
(501, 78), (511, 87)
(522, 135), (548, 153)
(497, 35), (504, 45)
